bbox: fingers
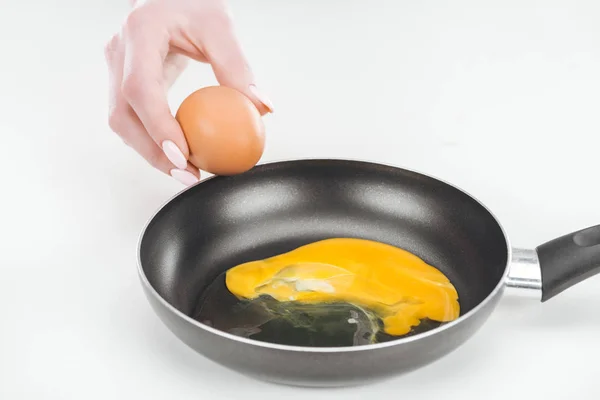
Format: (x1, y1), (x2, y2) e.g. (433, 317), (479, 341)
(121, 8), (191, 170)
(120, 109), (193, 176)
(116, 107), (200, 184)
(112, 100), (200, 185)
(105, 31), (198, 185)
(198, 13), (274, 115)
(127, 118), (201, 184)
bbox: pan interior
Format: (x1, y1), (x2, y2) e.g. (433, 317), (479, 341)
(139, 160), (508, 339)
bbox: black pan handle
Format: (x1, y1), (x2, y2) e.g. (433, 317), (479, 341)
(536, 224), (600, 302)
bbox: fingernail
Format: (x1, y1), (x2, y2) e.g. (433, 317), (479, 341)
(249, 84), (274, 113)
(170, 169), (199, 186)
(162, 140), (188, 170)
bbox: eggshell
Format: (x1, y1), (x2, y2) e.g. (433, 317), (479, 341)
(175, 86), (265, 176)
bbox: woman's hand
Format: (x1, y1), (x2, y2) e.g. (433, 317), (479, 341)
(104, 0), (273, 185)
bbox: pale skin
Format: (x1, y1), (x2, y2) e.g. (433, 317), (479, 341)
(104, 0), (273, 186)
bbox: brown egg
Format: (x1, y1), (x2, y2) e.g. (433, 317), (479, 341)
(175, 86), (265, 176)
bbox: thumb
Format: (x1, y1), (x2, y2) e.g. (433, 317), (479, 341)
(201, 19), (274, 115)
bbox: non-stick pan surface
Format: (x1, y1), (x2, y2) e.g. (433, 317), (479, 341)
(138, 159), (600, 387)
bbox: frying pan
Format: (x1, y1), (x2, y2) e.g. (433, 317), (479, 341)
(137, 159), (600, 387)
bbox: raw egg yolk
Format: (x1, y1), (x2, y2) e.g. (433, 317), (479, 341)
(225, 238), (460, 336)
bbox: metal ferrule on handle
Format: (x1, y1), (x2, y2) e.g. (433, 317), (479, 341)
(505, 248), (542, 300)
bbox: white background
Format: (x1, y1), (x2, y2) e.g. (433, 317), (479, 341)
(1, 0), (600, 398)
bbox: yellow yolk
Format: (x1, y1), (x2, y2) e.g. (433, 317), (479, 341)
(225, 238), (460, 336)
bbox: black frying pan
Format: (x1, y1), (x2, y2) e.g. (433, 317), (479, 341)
(137, 159), (600, 387)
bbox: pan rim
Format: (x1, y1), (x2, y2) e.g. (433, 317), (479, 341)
(136, 157), (512, 353)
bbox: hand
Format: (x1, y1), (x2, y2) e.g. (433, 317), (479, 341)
(104, 0), (273, 185)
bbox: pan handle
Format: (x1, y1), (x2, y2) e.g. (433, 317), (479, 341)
(535, 224), (600, 302)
